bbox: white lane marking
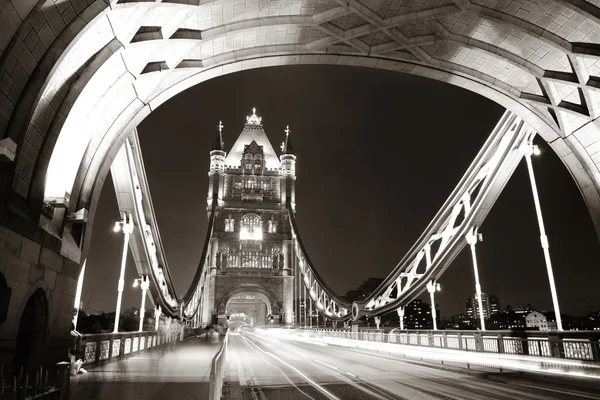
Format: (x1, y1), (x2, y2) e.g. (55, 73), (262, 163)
(241, 334), (341, 400)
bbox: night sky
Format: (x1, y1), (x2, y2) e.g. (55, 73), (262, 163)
(82, 65), (600, 319)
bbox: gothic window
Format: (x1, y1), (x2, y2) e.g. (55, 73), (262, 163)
(245, 177), (256, 189)
(254, 154), (262, 170)
(235, 179), (242, 189)
(240, 213), (262, 241)
(244, 154), (252, 170)
(225, 215), (235, 232)
(268, 217), (277, 234)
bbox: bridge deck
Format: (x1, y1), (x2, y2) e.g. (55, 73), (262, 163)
(227, 330), (600, 400)
(70, 334), (222, 400)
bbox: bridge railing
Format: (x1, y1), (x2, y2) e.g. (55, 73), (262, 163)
(208, 331), (229, 400)
(79, 327), (199, 367)
(301, 329), (600, 363)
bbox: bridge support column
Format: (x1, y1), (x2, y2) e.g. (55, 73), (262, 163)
(523, 142), (563, 331)
(466, 227), (486, 331)
(397, 307), (404, 330)
(137, 276), (149, 332)
(113, 213), (134, 333)
(426, 281), (440, 330)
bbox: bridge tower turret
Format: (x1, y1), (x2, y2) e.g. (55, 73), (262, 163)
(280, 125), (296, 210)
(208, 121), (226, 203)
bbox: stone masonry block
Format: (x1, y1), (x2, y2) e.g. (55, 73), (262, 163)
(61, 6), (76, 26)
(3, 54), (16, 76)
(0, 91), (14, 121)
(0, 250), (8, 274)
(72, 0), (88, 14)
(0, 72), (14, 96)
(37, 23), (56, 49)
(20, 237), (41, 264)
(11, 63), (29, 88)
(44, 268), (57, 290)
(65, 277), (77, 296)
(42, 3), (66, 36)
(24, 29), (40, 52)
(0, 2), (21, 54)
(5, 254), (31, 284)
(29, 7), (46, 32)
(0, 226), (24, 256)
(39, 247), (63, 273)
(32, 40), (46, 62)
(62, 259), (80, 280)
(53, 275), (70, 295)
(28, 262), (44, 283)
(7, 82), (19, 104)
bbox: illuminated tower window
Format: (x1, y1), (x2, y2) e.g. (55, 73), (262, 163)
(254, 154), (263, 171)
(240, 213), (262, 241)
(268, 217), (277, 234)
(225, 215), (235, 232)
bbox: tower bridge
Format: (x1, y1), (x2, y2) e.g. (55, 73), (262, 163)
(2, 0), (600, 397)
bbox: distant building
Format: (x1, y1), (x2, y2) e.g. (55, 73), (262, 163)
(487, 311), (526, 330)
(511, 304), (534, 315)
(525, 311), (557, 331)
(465, 293), (500, 320)
(404, 299), (436, 330)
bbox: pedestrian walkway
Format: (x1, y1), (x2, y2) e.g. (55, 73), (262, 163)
(70, 334), (222, 400)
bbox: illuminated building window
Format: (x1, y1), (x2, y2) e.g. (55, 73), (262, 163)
(225, 215), (235, 232)
(268, 218), (277, 234)
(254, 154), (262, 170)
(244, 154), (252, 170)
(240, 213), (262, 241)
(245, 177), (257, 189)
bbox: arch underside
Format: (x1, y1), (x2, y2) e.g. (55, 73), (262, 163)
(4, 1), (600, 321)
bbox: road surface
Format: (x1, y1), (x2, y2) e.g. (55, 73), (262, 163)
(227, 330), (600, 400)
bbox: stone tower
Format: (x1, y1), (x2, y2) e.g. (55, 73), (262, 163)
(202, 108), (295, 326)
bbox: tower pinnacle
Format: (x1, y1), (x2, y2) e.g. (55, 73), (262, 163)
(212, 120), (225, 151)
(246, 107), (262, 125)
(281, 125), (294, 155)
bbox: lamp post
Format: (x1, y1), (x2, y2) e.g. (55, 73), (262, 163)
(522, 141), (563, 331)
(134, 275), (150, 332)
(113, 212), (134, 333)
(426, 280), (441, 330)
(154, 306), (161, 331)
(466, 226), (486, 330)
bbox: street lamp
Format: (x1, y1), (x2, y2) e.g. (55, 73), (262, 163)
(133, 275), (150, 332)
(522, 139), (563, 331)
(113, 212), (134, 333)
(466, 226), (486, 331)
(154, 306), (161, 331)
(426, 280), (441, 330)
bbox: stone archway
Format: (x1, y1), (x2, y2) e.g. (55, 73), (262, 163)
(217, 285), (281, 326)
(1, 1), (600, 271)
(13, 289), (48, 376)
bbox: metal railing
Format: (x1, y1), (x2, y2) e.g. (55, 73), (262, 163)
(300, 328), (600, 362)
(79, 326), (199, 367)
(208, 331), (229, 400)
(0, 363), (69, 399)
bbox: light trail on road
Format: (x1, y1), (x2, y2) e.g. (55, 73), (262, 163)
(226, 330), (600, 400)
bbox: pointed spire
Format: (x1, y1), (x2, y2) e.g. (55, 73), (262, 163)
(212, 120), (224, 151)
(281, 125), (294, 155)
